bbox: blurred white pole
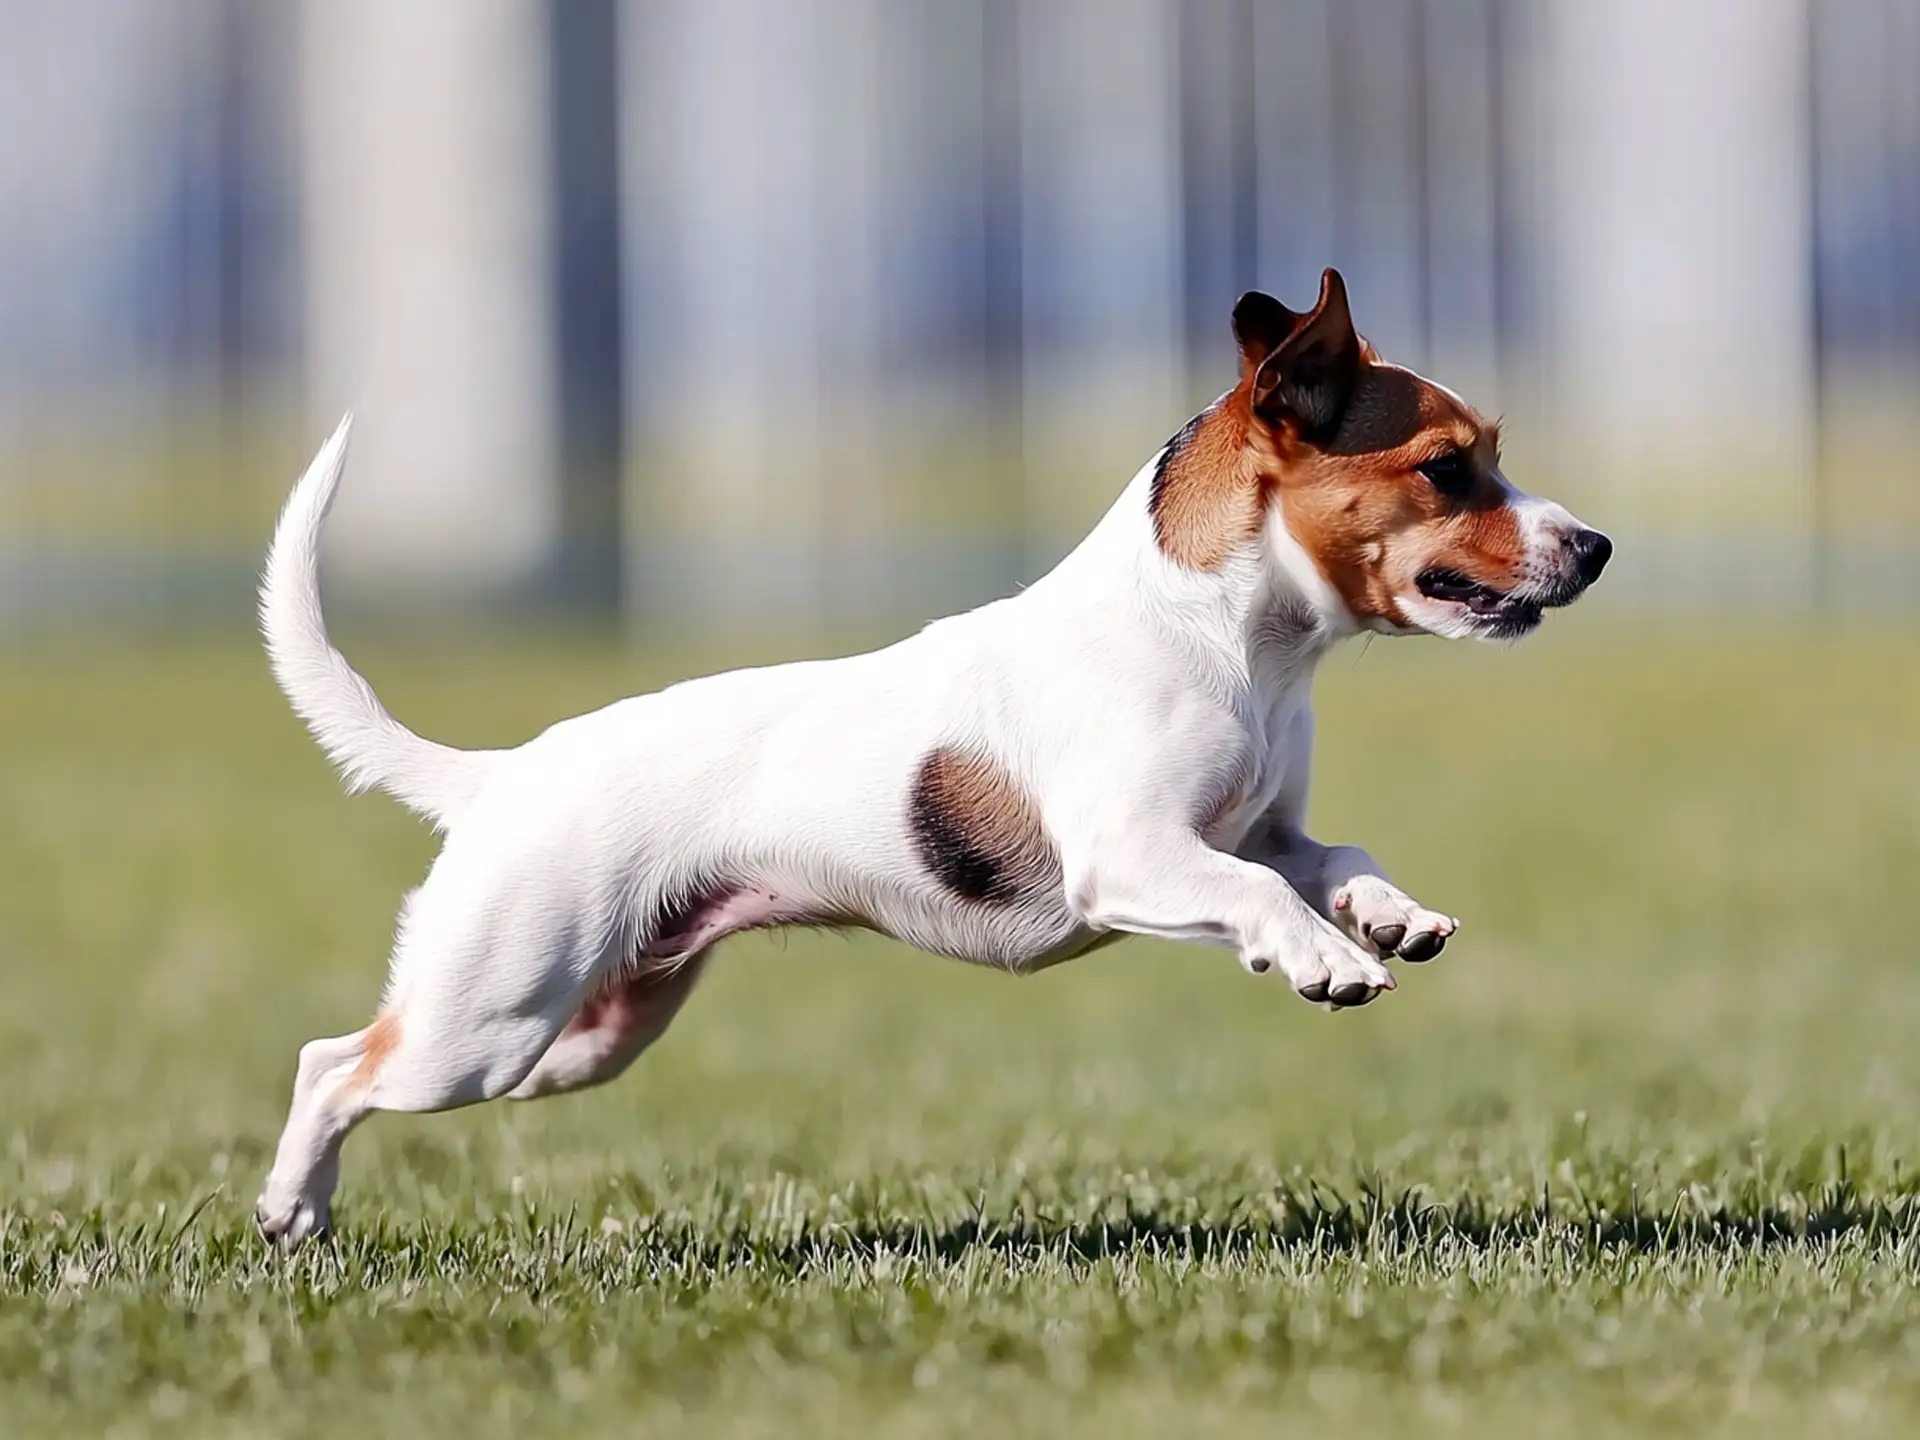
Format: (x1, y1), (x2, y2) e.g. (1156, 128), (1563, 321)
(300, 0), (556, 596)
(621, 0), (826, 628)
(1017, 0), (1182, 539)
(1542, 0), (1813, 550)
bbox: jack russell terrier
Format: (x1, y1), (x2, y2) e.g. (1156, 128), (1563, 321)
(254, 270), (1610, 1244)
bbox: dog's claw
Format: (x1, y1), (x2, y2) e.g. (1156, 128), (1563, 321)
(1365, 922), (1406, 954)
(1397, 928), (1444, 963)
(1335, 879), (1457, 965)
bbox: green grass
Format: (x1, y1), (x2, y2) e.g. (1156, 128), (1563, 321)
(4, 621), (1920, 1438)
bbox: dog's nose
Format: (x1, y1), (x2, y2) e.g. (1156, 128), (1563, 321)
(1569, 529), (1612, 585)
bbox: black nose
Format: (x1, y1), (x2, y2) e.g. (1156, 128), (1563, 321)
(1569, 529), (1612, 585)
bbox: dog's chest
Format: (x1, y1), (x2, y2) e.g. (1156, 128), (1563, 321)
(1201, 752), (1291, 851)
(1202, 687), (1312, 850)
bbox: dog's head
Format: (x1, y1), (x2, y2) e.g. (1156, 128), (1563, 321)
(1150, 269), (1609, 640)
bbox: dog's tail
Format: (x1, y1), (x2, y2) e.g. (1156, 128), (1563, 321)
(259, 415), (500, 830)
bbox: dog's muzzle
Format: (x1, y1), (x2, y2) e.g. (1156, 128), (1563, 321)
(1528, 527), (1613, 608)
(1416, 528), (1610, 637)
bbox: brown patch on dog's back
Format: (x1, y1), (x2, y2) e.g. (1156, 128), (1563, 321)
(910, 748), (1059, 904)
(1148, 393), (1268, 571)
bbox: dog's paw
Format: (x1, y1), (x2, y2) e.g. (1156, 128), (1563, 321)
(1331, 877), (1457, 963)
(254, 1191), (332, 1249)
(1242, 919), (1395, 1010)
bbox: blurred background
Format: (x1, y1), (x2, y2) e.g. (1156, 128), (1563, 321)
(3, 11), (1920, 1430)
(2, 0), (1915, 636)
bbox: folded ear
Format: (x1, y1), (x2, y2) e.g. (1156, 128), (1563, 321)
(1251, 268), (1361, 436)
(1231, 290), (1300, 381)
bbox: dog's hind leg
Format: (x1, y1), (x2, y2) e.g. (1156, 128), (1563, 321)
(505, 953), (711, 1100)
(502, 881), (828, 1101)
(255, 869), (617, 1246)
(252, 1019), (389, 1245)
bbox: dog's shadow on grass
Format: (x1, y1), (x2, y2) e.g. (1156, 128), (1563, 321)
(179, 1184), (1920, 1271)
(791, 1190), (1917, 1266)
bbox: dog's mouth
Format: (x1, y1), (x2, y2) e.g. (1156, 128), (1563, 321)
(1414, 567), (1545, 638)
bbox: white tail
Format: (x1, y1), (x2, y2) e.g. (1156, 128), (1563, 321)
(258, 415), (499, 829)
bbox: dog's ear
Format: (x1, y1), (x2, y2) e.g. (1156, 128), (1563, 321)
(1252, 268), (1362, 436)
(1231, 290), (1300, 380)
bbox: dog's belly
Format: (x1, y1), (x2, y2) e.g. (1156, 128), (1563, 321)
(857, 865), (1102, 972)
(640, 873), (1100, 976)
(1011, 923), (1125, 973)
(909, 894), (1105, 973)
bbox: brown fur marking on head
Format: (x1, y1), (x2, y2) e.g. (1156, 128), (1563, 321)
(1147, 392), (1269, 572)
(1274, 362), (1518, 624)
(1155, 277), (1530, 618)
(1153, 272), (1364, 573)
(909, 747), (1059, 905)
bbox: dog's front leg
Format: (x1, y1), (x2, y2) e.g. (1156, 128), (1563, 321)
(1064, 830), (1395, 1008)
(1241, 707), (1457, 965)
(1247, 823), (1458, 965)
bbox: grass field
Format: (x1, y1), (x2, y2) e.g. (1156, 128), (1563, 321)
(4, 620), (1920, 1437)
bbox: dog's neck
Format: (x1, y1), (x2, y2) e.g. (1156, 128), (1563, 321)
(1037, 405), (1354, 699)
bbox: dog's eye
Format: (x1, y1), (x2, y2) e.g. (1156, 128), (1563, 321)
(1418, 451), (1474, 499)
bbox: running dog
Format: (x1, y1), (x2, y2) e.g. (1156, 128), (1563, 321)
(254, 270), (1611, 1243)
